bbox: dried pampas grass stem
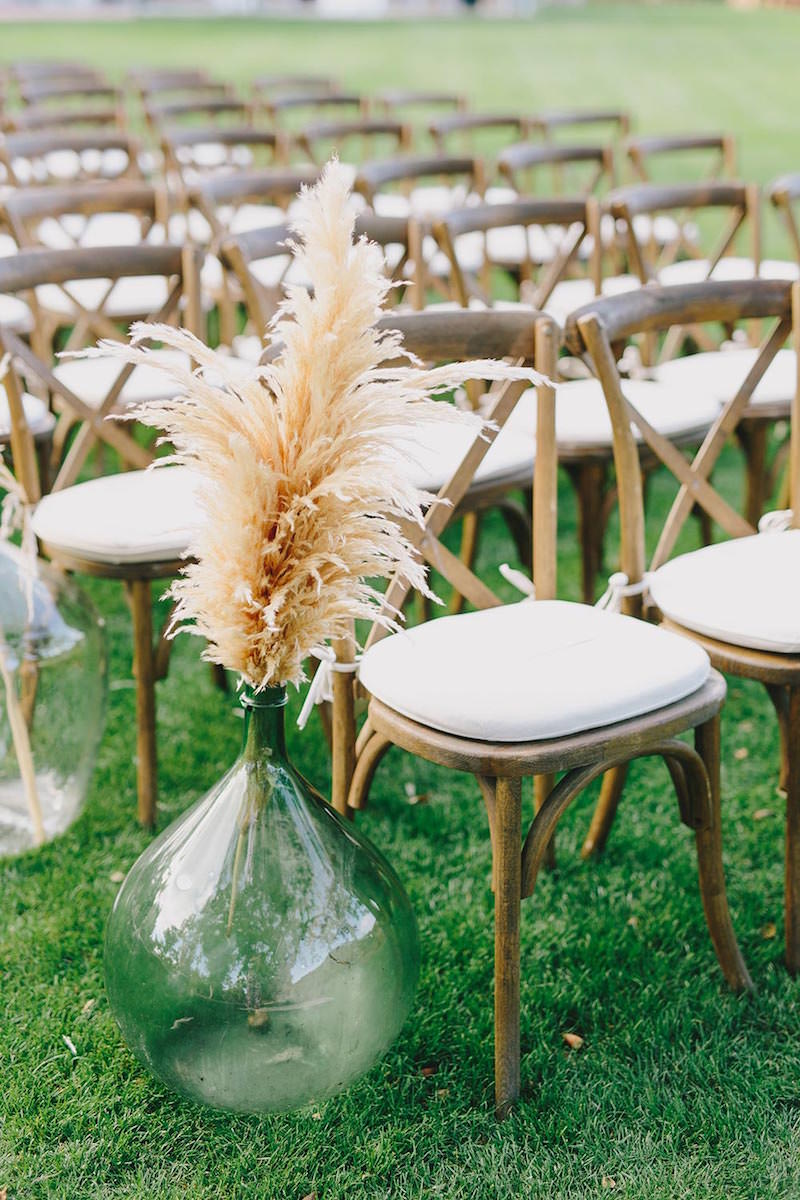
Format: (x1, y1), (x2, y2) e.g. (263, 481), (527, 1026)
(92, 160), (541, 691)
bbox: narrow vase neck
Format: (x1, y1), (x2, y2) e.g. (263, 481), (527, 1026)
(240, 686), (288, 762)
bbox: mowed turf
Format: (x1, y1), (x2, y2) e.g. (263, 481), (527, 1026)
(2, 5), (800, 1198)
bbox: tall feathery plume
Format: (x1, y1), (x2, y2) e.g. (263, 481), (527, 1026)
(87, 160), (541, 691)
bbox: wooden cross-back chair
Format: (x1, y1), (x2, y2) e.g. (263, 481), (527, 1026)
(220, 208), (424, 360)
(252, 74), (341, 99)
(496, 139), (616, 198)
(143, 97), (253, 138)
(354, 154), (486, 306)
(432, 195), (596, 311)
(296, 117), (411, 168)
(131, 70), (235, 106)
(375, 89), (467, 117)
(611, 180), (798, 525)
(428, 112), (530, 156)
(9, 61), (103, 82)
(1, 242), (205, 827)
(0, 129), (143, 188)
(625, 132), (738, 185)
(3, 101), (124, 135)
(187, 165), (319, 345)
(529, 107), (631, 143)
(260, 92), (366, 128)
(18, 78), (124, 114)
(1, 181), (178, 363)
(429, 196), (721, 606)
(323, 305), (751, 1119)
(567, 278), (800, 971)
(160, 125), (288, 195)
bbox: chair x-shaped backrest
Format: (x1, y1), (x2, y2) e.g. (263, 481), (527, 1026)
(363, 308), (557, 649)
(296, 117), (412, 167)
(496, 140), (615, 198)
(432, 196), (596, 311)
(0, 243), (203, 493)
(566, 280), (800, 596)
(625, 133), (738, 185)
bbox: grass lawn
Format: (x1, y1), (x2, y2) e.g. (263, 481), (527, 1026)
(2, 4), (800, 1198)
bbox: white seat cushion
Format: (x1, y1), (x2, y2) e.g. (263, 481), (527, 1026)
(649, 530), (800, 654)
(52, 350), (191, 410)
(653, 347), (797, 412)
(31, 467), (200, 566)
(0, 388), (55, 440)
(544, 273), (640, 327)
(359, 599), (710, 741)
(36, 275), (171, 319)
(507, 376), (719, 449)
(397, 419), (535, 493)
(0, 292), (33, 334)
(656, 256), (799, 287)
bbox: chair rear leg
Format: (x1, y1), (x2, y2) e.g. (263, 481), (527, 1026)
(127, 579), (158, 828)
(694, 715), (753, 991)
(581, 763), (629, 859)
(494, 775), (522, 1119)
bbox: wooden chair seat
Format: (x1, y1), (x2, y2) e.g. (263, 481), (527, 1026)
(397, 416), (535, 494)
(653, 347), (797, 416)
(8, 147), (132, 186)
(543, 273), (640, 328)
(0, 388), (54, 440)
(650, 529), (800, 655)
(359, 599), (711, 744)
(506, 376), (720, 452)
(34, 211), (147, 250)
(31, 466), (200, 568)
(51, 349), (191, 411)
(658, 256), (800, 287)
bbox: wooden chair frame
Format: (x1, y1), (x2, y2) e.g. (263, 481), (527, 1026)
(1, 243), (204, 827)
(565, 282), (800, 933)
(260, 92), (366, 126)
(327, 306), (751, 1118)
(625, 132), (738, 185)
(251, 74), (340, 98)
(0, 129), (143, 188)
(354, 154), (486, 307)
(3, 103), (125, 134)
(496, 140), (616, 197)
(428, 112), (529, 155)
(375, 89), (467, 116)
(769, 173), (800, 268)
(296, 117), (411, 166)
(530, 107), (631, 142)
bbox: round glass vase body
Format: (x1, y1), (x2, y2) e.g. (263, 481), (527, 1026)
(0, 543), (107, 855)
(104, 686), (420, 1114)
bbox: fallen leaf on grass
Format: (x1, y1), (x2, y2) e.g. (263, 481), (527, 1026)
(562, 1032), (584, 1051)
(420, 1064), (437, 1077)
(761, 923), (777, 940)
(109, 870), (125, 884)
(0, 1186), (8, 1199)
(734, 747), (749, 761)
(753, 809), (773, 821)
(601, 1176), (616, 1190)
(436, 1088), (450, 1100)
(404, 782), (429, 806)
(62, 1035), (78, 1057)
(301, 1193), (317, 1200)
(739, 721), (753, 734)
(81, 999), (96, 1016)
(626, 915), (639, 928)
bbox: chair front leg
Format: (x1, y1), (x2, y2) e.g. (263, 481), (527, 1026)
(784, 687), (800, 974)
(126, 578), (158, 828)
(494, 775), (522, 1120)
(581, 762), (630, 859)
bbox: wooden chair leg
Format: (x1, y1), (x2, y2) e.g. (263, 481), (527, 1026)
(694, 715), (753, 991)
(568, 462), (607, 604)
(449, 512), (480, 616)
(127, 579), (158, 829)
(784, 687), (800, 973)
(766, 683), (790, 795)
(738, 420), (770, 529)
(581, 763), (629, 859)
(534, 774), (556, 870)
(494, 775), (522, 1120)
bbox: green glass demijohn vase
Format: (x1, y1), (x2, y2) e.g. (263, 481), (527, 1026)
(104, 685), (420, 1114)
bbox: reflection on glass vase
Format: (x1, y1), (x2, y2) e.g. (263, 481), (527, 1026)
(0, 543), (107, 856)
(104, 685), (420, 1114)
